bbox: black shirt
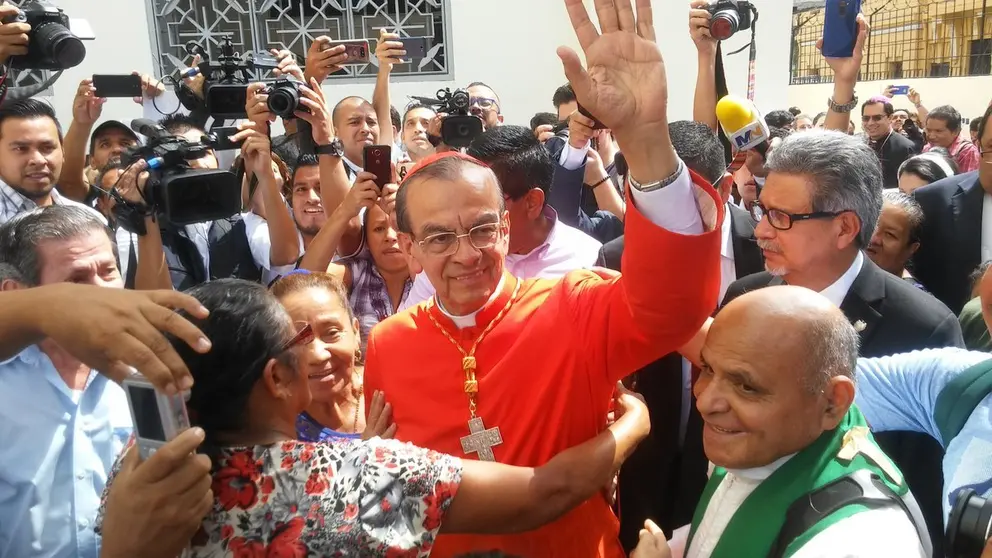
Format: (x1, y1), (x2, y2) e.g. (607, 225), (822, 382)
(870, 131), (918, 189)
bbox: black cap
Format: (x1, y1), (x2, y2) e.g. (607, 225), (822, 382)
(89, 120), (140, 154)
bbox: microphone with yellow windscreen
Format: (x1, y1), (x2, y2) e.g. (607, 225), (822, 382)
(716, 95), (770, 158)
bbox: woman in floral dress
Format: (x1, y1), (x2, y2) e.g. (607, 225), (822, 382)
(98, 279), (649, 557)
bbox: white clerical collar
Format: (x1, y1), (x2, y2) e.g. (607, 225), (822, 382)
(818, 251), (864, 307)
(725, 452), (797, 481)
(435, 274), (507, 329)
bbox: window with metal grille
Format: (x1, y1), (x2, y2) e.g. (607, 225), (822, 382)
(145, 0), (452, 82)
(790, 0), (992, 85)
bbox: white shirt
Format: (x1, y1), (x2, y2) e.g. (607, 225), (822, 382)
(719, 203), (737, 303)
(399, 206), (603, 317)
(672, 453), (926, 558)
(559, 141), (590, 171)
(242, 210), (304, 286)
(819, 251), (865, 307)
(412, 162), (706, 328)
(981, 193), (992, 264)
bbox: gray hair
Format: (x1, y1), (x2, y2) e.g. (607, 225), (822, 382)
(0, 205), (115, 286)
(881, 189), (924, 244)
(804, 309), (861, 394)
(766, 130), (883, 248)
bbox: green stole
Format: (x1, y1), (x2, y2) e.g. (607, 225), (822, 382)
(685, 406), (906, 558)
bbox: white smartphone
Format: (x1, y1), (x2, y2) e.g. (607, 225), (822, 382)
(122, 376), (191, 460)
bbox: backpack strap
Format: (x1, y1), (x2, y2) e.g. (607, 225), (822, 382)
(767, 469), (932, 558)
(933, 358), (992, 446)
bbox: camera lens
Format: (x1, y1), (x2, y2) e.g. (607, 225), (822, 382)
(947, 489), (992, 558)
(34, 22), (85, 69)
(267, 85), (301, 119)
(373, 149), (382, 157)
(710, 9), (740, 41)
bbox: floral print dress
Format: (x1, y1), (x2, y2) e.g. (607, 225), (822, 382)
(97, 438), (462, 557)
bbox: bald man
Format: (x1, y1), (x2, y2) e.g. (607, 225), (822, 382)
(332, 96), (379, 178)
(672, 286), (928, 558)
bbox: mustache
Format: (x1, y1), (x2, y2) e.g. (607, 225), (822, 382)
(757, 239), (781, 253)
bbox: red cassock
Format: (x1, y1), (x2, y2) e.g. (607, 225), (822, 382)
(365, 170), (724, 558)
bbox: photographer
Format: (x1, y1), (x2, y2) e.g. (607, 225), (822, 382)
(115, 115), (260, 290)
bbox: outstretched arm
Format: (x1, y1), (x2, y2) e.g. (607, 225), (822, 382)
(440, 383), (649, 534)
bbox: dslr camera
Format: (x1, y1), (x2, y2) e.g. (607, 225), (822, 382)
(2, 1), (94, 70)
(266, 78), (309, 120)
(113, 119), (241, 233)
(411, 88), (483, 149)
(946, 488), (992, 558)
(183, 38), (279, 119)
(707, 0), (754, 41)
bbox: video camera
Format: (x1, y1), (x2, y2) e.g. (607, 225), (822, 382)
(411, 88), (483, 149)
(2, 1), (94, 71)
(113, 119), (240, 234)
(708, 0), (755, 41)
(946, 488), (992, 558)
(183, 38), (280, 119)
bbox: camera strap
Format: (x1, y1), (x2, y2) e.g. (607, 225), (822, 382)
(724, 5), (760, 101)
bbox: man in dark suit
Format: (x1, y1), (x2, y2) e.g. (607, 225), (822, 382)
(912, 105), (992, 314)
(603, 121), (765, 551)
(716, 130), (963, 556)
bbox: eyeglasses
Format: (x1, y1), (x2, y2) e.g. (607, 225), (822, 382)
(279, 322), (315, 353)
(750, 202), (847, 231)
(470, 96), (499, 111)
(862, 114), (886, 123)
(417, 222), (501, 257)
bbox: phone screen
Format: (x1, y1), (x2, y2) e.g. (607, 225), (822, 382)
(126, 384), (167, 442)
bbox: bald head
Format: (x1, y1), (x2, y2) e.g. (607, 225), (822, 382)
(714, 286), (859, 392)
(332, 96), (372, 127)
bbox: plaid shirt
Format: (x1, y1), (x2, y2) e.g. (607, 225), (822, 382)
(0, 180), (104, 225)
(925, 136), (981, 174)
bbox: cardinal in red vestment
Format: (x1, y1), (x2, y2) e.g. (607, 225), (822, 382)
(364, 1), (724, 556)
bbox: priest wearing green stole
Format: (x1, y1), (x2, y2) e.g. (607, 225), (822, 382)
(666, 286), (930, 558)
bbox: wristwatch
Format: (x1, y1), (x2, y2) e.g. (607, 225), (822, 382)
(827, 95), (859, 114)
(315, 138), (344, 157)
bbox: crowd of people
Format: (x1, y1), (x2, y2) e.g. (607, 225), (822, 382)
(1, 0), (991, 557)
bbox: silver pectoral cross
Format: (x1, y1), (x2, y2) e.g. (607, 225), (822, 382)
(460, 416), (503, 462)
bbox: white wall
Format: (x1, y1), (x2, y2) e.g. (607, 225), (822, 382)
(789, 76), (992, 133)
(40, 0), (792, 130)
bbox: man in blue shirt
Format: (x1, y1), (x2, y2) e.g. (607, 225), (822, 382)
(856, 347), (992, 523)
(0, 205), (132, 558)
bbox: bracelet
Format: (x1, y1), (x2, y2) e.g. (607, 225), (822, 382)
(585, 176), (611, 190)
(827, 95), (859, 114)
(629, 160), (685, 193)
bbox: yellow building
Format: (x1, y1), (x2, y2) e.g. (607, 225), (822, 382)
(792, 0), (992, 83)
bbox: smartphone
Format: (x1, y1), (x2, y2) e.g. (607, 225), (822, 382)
(397, 37), (429, 63)
(209, 126), (244, 151)
(328, 40), (370, 64)
(889, 85), (910, 96)
(822, 0), (862, 58)
(364, 145), (393, 188)
(92, 74), (142, 98)
(122, 376), (190, 460)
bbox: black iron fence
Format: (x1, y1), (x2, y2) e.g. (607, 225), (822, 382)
(791, 0), (992, 85)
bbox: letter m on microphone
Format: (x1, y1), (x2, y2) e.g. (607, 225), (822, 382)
(732, 122), (769, 152)
(735, 130), (753, 150)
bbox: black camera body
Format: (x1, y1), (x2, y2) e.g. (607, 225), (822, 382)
(114, 120), (241, 233)
(946, 488), (992, 558)
(411, 88), (483, 149)
(708, 0), (754, 41)
(186, 38), (279, 119)
(266, 78), (308, 120)
(3, 1), (93, 70)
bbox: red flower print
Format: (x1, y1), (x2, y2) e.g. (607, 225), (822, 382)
(265, 516), (308, 558)
(305, 471), (329, 495)
(281, 441), (296, 452)
(260, 476), (275, 495)
(422, 480), (457, 531)
(281, 455), (295, 470)
(220, 524), (234, 541)
(299, 447), (314, 462)
(381, 498), (392, 513)
(385, 547), (419, 558)
(213, 453), (260, 510)
(228, 537), (265, 558)
(343, 503), (358, 521)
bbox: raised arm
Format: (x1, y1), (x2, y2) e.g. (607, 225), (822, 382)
(558, 0), (723, 381)
(60, 79), (106, 202)
(440, 383), (649, 534)
(372, 30), (404, 148)
(689, 0), (719, 131)
(823, 15), (869, 133)
(299, 172), (380, 273)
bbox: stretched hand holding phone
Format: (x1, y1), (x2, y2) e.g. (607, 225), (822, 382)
(270, 48), (305, 82)
(817, 12), (869, 85)
(232, 121), (274, 180)
(71, 79), (105, 126)
(305, 37), (349, 84)
(376, 29), (406, 71)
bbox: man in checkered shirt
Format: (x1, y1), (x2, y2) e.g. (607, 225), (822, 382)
(0, 98), (104, 225)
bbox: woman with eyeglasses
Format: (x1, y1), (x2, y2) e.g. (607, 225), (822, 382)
(298, 171), (411, 353)
(96, 279), (651, 556)
(270, 271), (384, 442)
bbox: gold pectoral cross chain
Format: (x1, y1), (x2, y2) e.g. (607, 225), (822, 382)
(425, 280), (521, 462)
